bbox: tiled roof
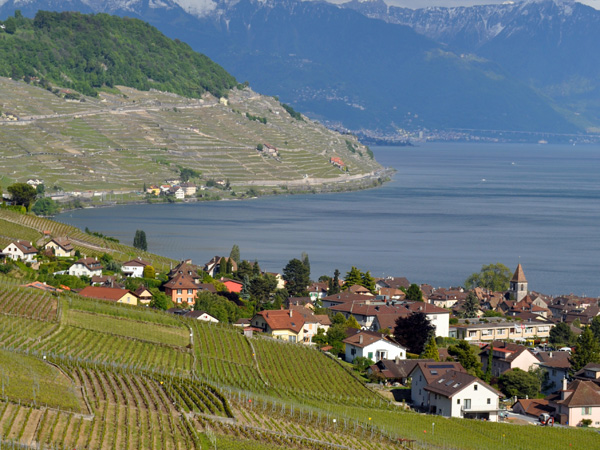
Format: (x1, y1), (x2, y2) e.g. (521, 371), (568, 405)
(8, 240), (37, 254)
(256, 310), (305, 333)
(72, 257), (103, 271)
(512, 399), (554, 417)
(425, 370), (500, 398)
(79, 286), (135, 302)
(343, 330), (404, 349)
(557, 380), (600, 407)
(410, 361), (466, 385)
(123, 259), (151, 267)
(164, 274), (199, 290)
(536, 351), (571, 369)
(370, 359), (430, 379)
(46, 237), (74, 252)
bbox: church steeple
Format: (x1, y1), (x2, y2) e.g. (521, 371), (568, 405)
(510, 264), (528, 301)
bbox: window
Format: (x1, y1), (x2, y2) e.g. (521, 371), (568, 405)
(177, 289), (182, 294)
(188, 289), (193, 294)
(582, 407), (592, 415)
(487, 398), (491, 404)
(474, 384), (478, 391)
(176, 297), (182, 303)
(368, 352), (373, 359)
(464, 399), (471, 410)
(456, 399), (460, 405)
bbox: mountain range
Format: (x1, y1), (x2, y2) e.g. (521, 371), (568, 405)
(1, 0), (599, 138)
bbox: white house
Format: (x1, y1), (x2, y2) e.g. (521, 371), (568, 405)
(68, 257), (103, 277)
(343, 330), (406, 364)
(2, 240), (37, 262)
(122, 259), (151, 278)
(409, 361), (467, 409)
(424, 370), (501, 421)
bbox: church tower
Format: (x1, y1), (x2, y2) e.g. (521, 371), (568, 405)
(510, 264), (528, 301)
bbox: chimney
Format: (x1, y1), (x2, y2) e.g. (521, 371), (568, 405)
(359, 335), (363, 344)
(562, 378), (568, 391)
(549, 352), (553, 359)
(289, 310), (293, 318)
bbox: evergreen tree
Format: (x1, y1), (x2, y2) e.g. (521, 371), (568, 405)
(218, 257), (228, 277)
(463, 291), (480, 318)
(590, 316), (600, 342)
(301, 252), (311, 280)
(571, 327), (600, 372)
(252, 261), (261, 277)
(421, 336), (440, 361)
(484, 345), (493, 382)
(343, 266), (363, 289)
(328, 269), (341, 295)
(404, 283), (423, 302)
(361, 271), (376, 294)
(229, 244), (241, 265)
(132, 230), (148, 251)
(282, 258), (309, 297)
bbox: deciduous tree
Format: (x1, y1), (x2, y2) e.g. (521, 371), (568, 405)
(463, 291), (480, 318)
(499, 368), (541, 398)
(404, 283), (423, 302)
(571, 327), (600, 372)
(465, 263), (511, 291)
(393, 313), (434, 355)
(549, 322), (576, 347)
(448, 340), (482, 377)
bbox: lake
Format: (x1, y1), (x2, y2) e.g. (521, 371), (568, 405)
(57, 143), (600, 296)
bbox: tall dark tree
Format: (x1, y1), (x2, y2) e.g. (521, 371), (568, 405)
(301, 252), (311, 280)
(484, 345), (493, 383)
(361, 271), (376, 294)
(328, 269), (341, 295)
(282, 258), (309, 297)
(393, 313), (434, 355)
(132, 229), (148, 251)
(229, 244), (241, 265)
(7, 183), (37, 209)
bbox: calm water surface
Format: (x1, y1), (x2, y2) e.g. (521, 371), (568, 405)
(57, 143), (600, 296)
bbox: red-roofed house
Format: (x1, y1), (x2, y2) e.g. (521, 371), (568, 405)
(163, 274), (199, 305)
(250, 309), (305, 343)
(79, 286), (139, 306)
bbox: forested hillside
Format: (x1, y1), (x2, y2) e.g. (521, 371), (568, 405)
(0, 10), (238, 98)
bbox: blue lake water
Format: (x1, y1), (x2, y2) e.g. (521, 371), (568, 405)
(56, 143), (600, 296)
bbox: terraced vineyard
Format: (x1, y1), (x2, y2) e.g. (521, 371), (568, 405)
(1, 261), (600, 448)
(0, 78), (384, 195)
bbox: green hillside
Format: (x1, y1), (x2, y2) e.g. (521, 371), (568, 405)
(0, 11), (237, 99)
(1, 216), (599, 449)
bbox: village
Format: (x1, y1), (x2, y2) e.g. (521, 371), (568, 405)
(2, 235), (600, 431)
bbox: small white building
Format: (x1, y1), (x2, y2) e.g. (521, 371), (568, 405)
(2, 240), (37, 262)
(122, 259), (151, 278)
(425, 370), (501, 421)
(343, 330), (406, 364)
(68, 257), (103, 277)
